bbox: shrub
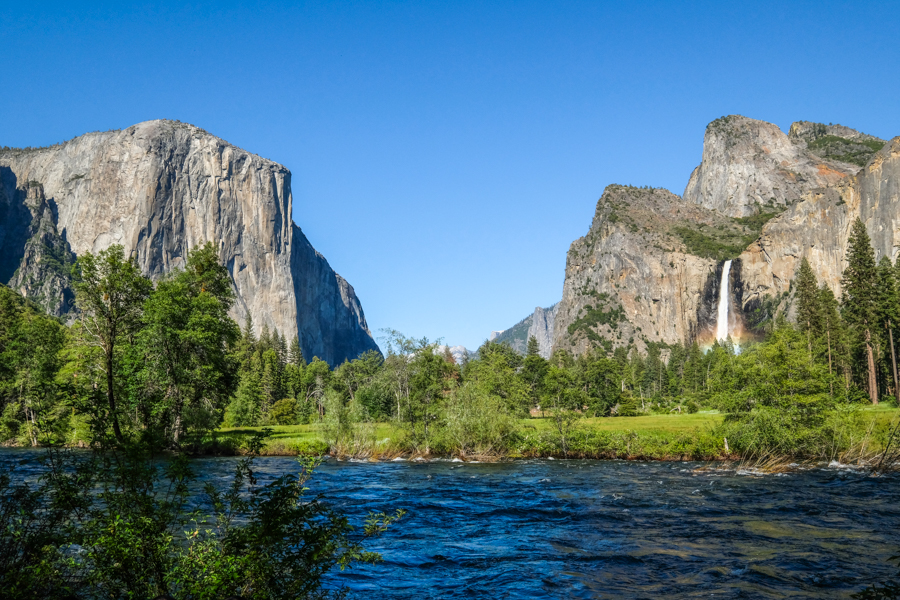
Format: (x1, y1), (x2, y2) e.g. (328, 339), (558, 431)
(440, 384), (518, 457)
(271, 398), (299, 425)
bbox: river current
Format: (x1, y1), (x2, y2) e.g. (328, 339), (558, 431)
(3, 451), (899, 598)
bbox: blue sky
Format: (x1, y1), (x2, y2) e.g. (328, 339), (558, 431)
(2, 1), (899, 351)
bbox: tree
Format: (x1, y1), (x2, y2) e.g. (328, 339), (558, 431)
(288, 336), (305, 367)
(795, 257), (821, 356)
(74, 245), (153, 442)
(136, 243), (239, 443)
(840, 219), (879, 403)
(876, 256), (900, 402)
(520, 337), (548, 412)
(819, 285), (849, 391)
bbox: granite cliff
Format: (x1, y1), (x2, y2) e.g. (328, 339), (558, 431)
(682, 115), (876, 217)
(738, 135), (900, 314)
(491, 303), (558, 358)
(551, 116), (895, 356)
(0, 120), (378, 365)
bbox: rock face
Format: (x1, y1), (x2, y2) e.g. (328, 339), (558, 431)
(738, 135), (900, 312)
(0, 120), (379, 365)
(551, 116), (895, 357)
(789, 121), (886, 167)
(552, 186), (729, 354)
(683, 115), (858, 217)
(492, 303), (559, 358)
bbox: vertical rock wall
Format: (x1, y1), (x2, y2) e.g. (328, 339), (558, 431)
(0, 120), (379, 365)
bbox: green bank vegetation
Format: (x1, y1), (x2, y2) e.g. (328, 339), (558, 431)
(2, 219), (900, 465)
(1, 219), (900, 596)
(0, 244), (402, 598)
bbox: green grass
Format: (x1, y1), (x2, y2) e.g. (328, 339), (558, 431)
(524, 411), (723, 433)
(214, 404), (899, 459)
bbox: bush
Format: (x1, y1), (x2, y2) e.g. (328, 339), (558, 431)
(271, 398), (299, 425)
(440, 384), (518, 457)
(320, 391), (375, 457)
(0, 446), (403, 599)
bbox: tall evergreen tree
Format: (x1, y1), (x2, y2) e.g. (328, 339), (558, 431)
(818, 285), (848, 390)
(275, 330), (288, 365)
(526, 336), (540, 358)
(288, 337), (305, 367)
(259, 322), (272, 353)
(794, 257), (821, 356)
(840, 218), (879, 402)
(876, 256), (900, 402)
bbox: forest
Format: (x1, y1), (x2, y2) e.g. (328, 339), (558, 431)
(1, 218), (898, 462)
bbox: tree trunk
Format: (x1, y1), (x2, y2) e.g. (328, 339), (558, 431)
(107, 350), (124, 442)
(826, 327), (834, 397)
(866, 327), (878, 404)
(889, 321), (899, 405)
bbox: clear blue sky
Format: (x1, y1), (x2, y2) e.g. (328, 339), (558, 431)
(2, 1), (899, 351)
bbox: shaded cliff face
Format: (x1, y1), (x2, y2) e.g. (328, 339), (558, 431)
(739, 136), (900, 311)
(0, 120), (378, 365)
(491, 303), (558, 358)
(683, 115), (858, 217)
(552, 185), (736, 354)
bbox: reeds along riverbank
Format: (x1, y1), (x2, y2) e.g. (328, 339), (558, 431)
(191, 413), (900, 472)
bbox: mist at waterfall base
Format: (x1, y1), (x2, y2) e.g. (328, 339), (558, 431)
(4, 450), (893, 599)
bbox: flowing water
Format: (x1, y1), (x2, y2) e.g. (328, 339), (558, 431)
(716, 259), (732, 342)
(3, 451), (899, 598)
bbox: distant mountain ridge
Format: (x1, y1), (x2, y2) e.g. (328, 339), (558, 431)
(490, 303), (558, 358)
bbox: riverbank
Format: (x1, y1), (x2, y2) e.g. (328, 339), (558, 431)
(208, 404), (900, 464)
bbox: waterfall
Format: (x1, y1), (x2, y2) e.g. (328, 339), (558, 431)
(716, 260), (732, 342)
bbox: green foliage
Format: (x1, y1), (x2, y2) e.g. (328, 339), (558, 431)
(0, 445), (403, 598)
(320, 391), (375, 457)
(673, 211), (780, 261)
(842, 218), (880, 401)
(271, 397), (300, 425)
(440, 383), (518, 457)
(807, 134), (884, 166)
(566, 297), (627, 341)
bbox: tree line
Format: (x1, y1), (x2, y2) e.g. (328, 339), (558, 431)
(0, 217), (895, 456)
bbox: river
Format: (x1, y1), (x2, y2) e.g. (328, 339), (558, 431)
(3, 451), (898, 598)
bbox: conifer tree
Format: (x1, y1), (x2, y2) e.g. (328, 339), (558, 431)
(818, 285), (848, 390)
(275, 329), (288, 365)
(288, 337), (305, 367)
(876, 256), (900, 402)
(526, 335), (540, 358)
(841, 218), (879, 402)
(795, 257), (821, 356)
(259, 322), (272, 353)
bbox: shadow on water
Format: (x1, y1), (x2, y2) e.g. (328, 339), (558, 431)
(2, 451), (897, 599)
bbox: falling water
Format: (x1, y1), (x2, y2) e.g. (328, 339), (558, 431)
(716, 260), (732, 342)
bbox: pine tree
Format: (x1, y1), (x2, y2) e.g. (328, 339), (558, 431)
(526, 335), (540, 358)
(818, 285), (849, 391)
(241, 314), (256, 345)
(288, 337), (305, 367)
(259, 322), (272, 353)
(841, 218), (879, 403)
(275, 329), (288, 365)
(795, 257), (821, 355)
(876, 256), (900, 402)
